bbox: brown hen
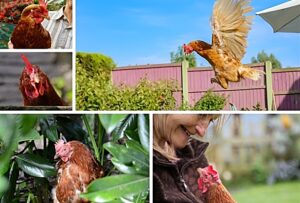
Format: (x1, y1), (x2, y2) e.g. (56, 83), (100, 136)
(184, 0), (263, 89)
(11, 0), (51, 48)
(19, 54), (65, 106)
(54, 140), (104, 203)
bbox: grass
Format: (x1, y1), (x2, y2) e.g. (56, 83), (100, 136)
(232, 181), (300, 203)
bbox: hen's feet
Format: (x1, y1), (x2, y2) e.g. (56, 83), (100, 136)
(210, 78), (218, 84)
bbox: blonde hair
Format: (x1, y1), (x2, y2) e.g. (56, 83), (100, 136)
(153, 114), (223, 162)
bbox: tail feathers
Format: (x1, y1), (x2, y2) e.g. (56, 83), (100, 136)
(239, 66), (264, 81)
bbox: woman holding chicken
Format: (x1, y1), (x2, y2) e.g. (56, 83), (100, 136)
(153, 114), (236, 203)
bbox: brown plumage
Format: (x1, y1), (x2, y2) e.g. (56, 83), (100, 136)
(19, 54), (65, 106)
(11, 0), (51, 48)
(184, 0), (263, 89)
(206, 184), (236, 203)
(54, 140), (104, 203)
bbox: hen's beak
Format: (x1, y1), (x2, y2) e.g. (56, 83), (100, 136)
(30, 73), (39, 84)
(33, 74), (39, 83)
(54, 153), (59, 160)
(43, 15), (50, 20)
(183, 44), (193, 55)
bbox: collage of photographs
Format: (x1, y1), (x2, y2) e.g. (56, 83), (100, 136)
(0, 0), (299, 203)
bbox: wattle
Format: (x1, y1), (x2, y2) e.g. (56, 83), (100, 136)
(34, 17), (44, 24)
(25, 85), (39, 99)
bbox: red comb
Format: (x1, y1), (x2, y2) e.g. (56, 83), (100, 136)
(21, 54), (33, 72)
(55, 140), (65, 151)
(39, 0), (48, 7)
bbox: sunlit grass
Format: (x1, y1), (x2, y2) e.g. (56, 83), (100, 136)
(232, 181), (300, 203)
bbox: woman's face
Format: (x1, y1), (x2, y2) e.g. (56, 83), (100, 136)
(166, 115), (213, 149)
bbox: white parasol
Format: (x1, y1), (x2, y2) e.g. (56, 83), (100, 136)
(256, 0), (300, 33)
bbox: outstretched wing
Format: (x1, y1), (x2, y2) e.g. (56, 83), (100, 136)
(211, 0), (253, 60)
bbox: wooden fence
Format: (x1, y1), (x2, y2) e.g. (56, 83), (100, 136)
(112, 62), (300, 110)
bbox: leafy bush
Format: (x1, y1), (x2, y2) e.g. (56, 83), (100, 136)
(77, 78), (178, 111)
(76, 52), (115, 84)
(76, 52), (115, 89)
(250, 161), (268, 184)
(0, 114), (149, 203)
(47, 1), (65, 11)
(193, 90), (227, 110)
(76, 52), (178, 110)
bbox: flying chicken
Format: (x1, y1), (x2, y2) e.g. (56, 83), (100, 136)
(184, 0), (263, 89)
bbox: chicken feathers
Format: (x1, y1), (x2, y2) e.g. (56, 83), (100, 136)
(19, 54), (65, 106)
(54, 140), (104, 203)
(184, 0), (263, 89)
(211, 0), (253, 60)
(11, 0), (51, 48)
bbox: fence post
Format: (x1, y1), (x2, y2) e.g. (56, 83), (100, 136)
(265, 61), (273, 110)
(182, 60), (189, 105)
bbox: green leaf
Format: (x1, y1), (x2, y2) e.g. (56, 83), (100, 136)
(82, 115), (100, 162)
(103, 143), (132, 164)
(111, 158), (138, 174)
(104, 143), (148, 168)
(0, 177), (8, 198)
(138, 115), (149, 153)
(133, 191), (149, 203)
(112, 115), (137, 141)
(99, 114), (128, 134)
(125, 140), (148, 156)
(124, 129), (139, 141)
(17, 115), (38, 135)
(1, 161), (18, 202)
(44, 125), (58, 142)
(81, 174), (149, 202)
(39, 118), (58, 142)
(0, 120), (18, 176)
(15, 154), (56, 178)
(17, 130), (40, 142)
(104, 142), (149, 176)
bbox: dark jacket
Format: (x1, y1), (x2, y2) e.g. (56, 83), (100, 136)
(153, 139), (209, 203)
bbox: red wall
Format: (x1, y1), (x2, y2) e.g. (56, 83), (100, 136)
(272, 69), (300, 110)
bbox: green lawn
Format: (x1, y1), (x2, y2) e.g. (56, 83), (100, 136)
(232, 182), (300, 203)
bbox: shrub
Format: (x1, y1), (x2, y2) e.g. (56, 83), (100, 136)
(250, 161), (268, 184)
(77, 78), (178, 111)
(114, 79), (177, 111)
(193, 90), (227, 110)
(76, 52), (178, 110)
(76, 52), (115, 84)
(76, 52), (116, 109)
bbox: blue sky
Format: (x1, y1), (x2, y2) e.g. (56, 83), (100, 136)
(77, 0), (300, 67)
